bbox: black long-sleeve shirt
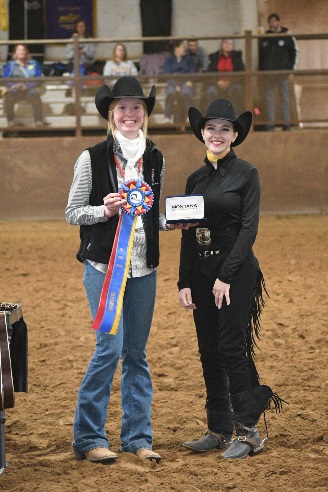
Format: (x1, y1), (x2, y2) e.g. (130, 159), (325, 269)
(178, 149), (260, 288)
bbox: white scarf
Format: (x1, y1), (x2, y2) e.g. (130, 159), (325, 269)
(114, 129), (145, 229)
(114, 129), (145, 180)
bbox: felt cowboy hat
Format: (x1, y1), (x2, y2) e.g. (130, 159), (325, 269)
(95, 76), (156, 120)
(188, 99), (252, 146)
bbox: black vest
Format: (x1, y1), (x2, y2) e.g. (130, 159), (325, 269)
(76, 136), (163, 269)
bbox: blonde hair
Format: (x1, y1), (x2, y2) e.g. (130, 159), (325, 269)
(107, 99), (149, 145)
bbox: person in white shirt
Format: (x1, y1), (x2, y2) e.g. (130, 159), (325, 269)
(65, 19), (96, 73)
(103, 43), (138, 82)
(66, 76), (170, 465)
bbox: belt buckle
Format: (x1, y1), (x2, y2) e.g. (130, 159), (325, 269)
(199, 249), (221, 258)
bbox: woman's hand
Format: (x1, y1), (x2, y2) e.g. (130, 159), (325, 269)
(179, 288), (196, 309)
(103, 193), (126, 218)
(212, 279), (230, 309)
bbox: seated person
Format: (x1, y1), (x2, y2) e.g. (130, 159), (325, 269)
(162, 40), (197, 128)
(186, 38), (209, 72)
(65, 19), (96, 74)
(3, 43), (45, 127)
(103, 43), (138, 81)
(205, 38), (245, 114)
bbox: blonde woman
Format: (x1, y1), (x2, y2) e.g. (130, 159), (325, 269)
(103, 43), (138, 79)
(66, 77), (167, 464)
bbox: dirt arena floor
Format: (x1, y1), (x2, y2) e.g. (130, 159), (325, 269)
(0, 214), (327, 491)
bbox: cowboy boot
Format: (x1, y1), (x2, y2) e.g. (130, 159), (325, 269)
(222, 385), (283, 459)
(222, 422), (265, 459)
(183, 429), (232, 452)
(183, 408), (233, 453)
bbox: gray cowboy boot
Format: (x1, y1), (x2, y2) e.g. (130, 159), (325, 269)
(222, 385), (283, 459)
(222, 422), (266, 458)
(183, 406), (233, 452)
(183, 429), (232, 453)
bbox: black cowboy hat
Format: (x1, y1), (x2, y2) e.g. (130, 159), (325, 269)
(188, 99), (252, 146)
(95, 76), (156, 120)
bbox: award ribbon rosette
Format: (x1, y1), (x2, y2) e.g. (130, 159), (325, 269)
(92, 179), (154, 334)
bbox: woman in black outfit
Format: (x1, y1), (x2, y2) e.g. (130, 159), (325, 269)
(178, 99), (282, 459)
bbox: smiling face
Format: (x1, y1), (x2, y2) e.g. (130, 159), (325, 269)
(112, 98), (145, 139)
(13, 44), (29, 62)
(201, 119), (238, 157)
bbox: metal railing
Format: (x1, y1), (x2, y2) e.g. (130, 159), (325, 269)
(1, 32), (328, 136)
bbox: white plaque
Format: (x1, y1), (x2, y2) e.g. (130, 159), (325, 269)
(165, 195), (206, 223)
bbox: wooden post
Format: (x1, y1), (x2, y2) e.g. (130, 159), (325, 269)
(0, 410), (6, 472)
(244, 30), (254, 130)
(73, 34), (82, 137)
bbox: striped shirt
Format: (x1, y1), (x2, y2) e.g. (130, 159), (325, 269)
(65, 140), (167, 277)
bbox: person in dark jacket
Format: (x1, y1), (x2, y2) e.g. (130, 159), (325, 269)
(163, 40), (197, 129)
(66, 76), (183, 465)
(186, 38), (209, 72)
(204, 39), (245, 114)
(259, 13), (298, 130)
(178, 99), (283, 459)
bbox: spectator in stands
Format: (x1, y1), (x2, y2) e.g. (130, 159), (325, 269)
(186, 38), (209, 72)
(3, 43), (45, 127)
(162, 40), (197, 130)
(258, 13), (298, 131)
(65, 19), (96, 74)
(205, 38), (245, 115)
(103, 43), (138, 82)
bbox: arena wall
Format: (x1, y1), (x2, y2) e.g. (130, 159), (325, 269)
(0, 131), (327, 221)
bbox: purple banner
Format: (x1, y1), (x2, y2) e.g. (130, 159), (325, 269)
(45, 0), (95, 39)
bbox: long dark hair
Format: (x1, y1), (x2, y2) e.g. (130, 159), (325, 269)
(73, 19), (90, 38)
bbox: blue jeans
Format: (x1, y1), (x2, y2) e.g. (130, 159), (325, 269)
(72, 261), (157, 457)
(264, 75), (291, 126)
(165, 81), (194, 123)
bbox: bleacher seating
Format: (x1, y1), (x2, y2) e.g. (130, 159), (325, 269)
(0, 70), (205, 133)
(0, 82), (104, 129)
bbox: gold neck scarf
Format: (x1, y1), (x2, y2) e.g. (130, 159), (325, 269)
(207, 148), (231, 163)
